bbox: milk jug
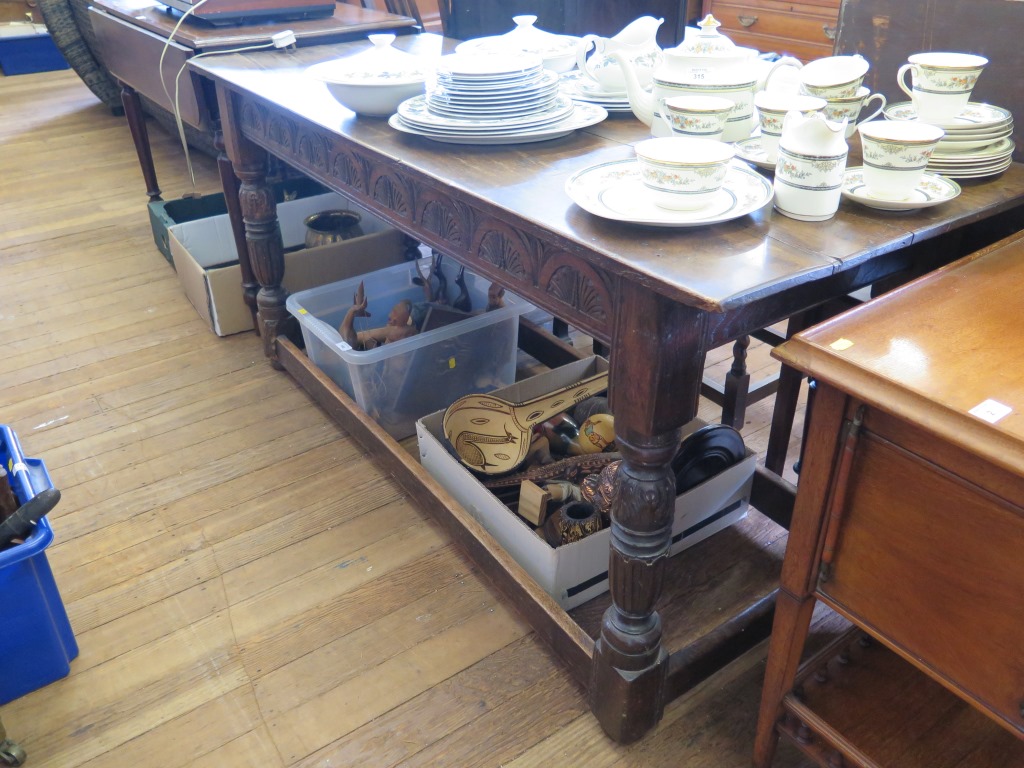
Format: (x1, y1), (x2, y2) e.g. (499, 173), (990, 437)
(773, 111), (849, 221)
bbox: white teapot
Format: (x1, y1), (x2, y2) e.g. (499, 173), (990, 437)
(575, 15), (664, 93)
(772, 111), (849, 222)
(614, 40), (802, 141)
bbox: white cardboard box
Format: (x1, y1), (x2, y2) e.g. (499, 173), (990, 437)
(169, 192), (408, 336)
(416, 357), (755, 609)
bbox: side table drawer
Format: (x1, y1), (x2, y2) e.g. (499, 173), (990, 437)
(819, 430), (1024, 735)
(704, 0), (838, 61)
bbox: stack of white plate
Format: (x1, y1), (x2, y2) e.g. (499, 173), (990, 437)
(558, 70), (633, 114)
(389, 52), (608, 145)
(883, 101), (1015, 178)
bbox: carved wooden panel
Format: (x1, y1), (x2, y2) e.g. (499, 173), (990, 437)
(538, 255), (612, 337)
(233, 91), (617, 341)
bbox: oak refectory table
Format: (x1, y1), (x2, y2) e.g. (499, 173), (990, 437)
(190, 33), (1024, 743)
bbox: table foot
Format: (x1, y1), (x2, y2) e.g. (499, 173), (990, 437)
(590, 637), (668, 744)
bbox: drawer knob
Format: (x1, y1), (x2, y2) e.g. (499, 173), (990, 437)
(823, 24), (837, 40)
(738, 14), (758, 27)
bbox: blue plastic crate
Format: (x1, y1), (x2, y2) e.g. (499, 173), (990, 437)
(0, 33), (70, 76)
(0, 424), (78, 705)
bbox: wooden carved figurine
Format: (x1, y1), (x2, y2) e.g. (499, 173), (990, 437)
(338, 280), (419, 351)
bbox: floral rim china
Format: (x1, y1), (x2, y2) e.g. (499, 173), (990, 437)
(840, 167), (961, 211)
(882, 101), (1012, 130)
(389, 102), (607, 144)
(733, 136), (776, 171)
(565, 158), (773, 227)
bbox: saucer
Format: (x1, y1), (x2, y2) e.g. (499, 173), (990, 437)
(840, 167), (961, 211)
(565, 158), (774, 227)
(733, 136), (776, 171)
(882, 101), (1012, 131)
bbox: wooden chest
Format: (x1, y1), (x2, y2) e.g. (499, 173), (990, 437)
(701, 0), (839, 62)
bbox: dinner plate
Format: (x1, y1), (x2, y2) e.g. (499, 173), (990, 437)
(929, 137), (1014, 163)
(565, 158), (774, 227)
(840, 168), (961, 211)
(399, 94), (575, 131)
(934, 159), (1012, 179)
(733, 136), (776, 171)
(883, 101), (1012, 130)
(389, 102), (607, 144)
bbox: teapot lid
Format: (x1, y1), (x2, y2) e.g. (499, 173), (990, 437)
(677, 15), (738, 57)
(306, 34), (429, 86)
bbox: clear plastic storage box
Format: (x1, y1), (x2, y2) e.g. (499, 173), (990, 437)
(287, 258), (530, 439)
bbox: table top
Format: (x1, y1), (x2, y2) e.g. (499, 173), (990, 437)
(776, 229), (1024, 478)
(190, 33), (1024, 317)
(91, 0), (417, 50)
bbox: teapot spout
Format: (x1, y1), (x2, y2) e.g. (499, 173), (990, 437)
(610, 50), (656, 127)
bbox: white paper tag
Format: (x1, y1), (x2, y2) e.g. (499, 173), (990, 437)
(968, 399), (1012, 424)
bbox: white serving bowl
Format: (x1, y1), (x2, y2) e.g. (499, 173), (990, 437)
(306, 34), (429, 117)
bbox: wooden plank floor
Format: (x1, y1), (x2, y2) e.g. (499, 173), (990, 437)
(0, 68), (833, 767)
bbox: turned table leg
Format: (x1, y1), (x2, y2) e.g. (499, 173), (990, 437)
(590, 285), (707, 743)
(214, 126), (259, 331)
(119, 83), (162, 201)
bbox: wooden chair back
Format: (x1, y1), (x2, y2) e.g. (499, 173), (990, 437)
(833, 0), (1023, 160)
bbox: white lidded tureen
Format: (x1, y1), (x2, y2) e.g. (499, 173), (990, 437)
(455, 15), (581, 74)
(306, 34), (430, 116)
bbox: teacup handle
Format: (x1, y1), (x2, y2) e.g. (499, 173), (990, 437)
(657, 97), (675, 133)
(576, 34), (604, 78)
(763, 55), (803, 91)
(897, 63), (916, 100)
(857, 92), (887, 125)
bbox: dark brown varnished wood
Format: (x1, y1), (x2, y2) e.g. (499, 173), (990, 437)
(835, 0), (1024, 163)
(194, 33), (1024, 743)
(119, 84), (162, 201)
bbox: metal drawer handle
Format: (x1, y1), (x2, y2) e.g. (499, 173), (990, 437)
(738, 14), (758, 27)
(823, 24), (837, 40)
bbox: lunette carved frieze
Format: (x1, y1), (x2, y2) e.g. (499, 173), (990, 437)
(538, 257), (612, 334)
(234, 92), (615, 340)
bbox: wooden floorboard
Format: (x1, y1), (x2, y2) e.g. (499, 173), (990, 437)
(0, 68), (842, 768)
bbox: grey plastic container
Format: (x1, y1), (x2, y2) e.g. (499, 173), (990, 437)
(287, 258), (529, 439)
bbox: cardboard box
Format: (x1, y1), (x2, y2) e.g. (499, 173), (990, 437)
(169, 192), (408, 336)
(416, 357), (755, 609)
(149, 177), (327, 265)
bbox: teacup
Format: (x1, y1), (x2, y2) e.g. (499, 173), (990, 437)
(897, 51), (988, 125)
(658, 94), (735, 141)
(753, 92), (827, 162)
(634, 136), (735, 210)
(798, 54), (870, 100)
(857, 120), (945, 201)
(822, 87), (887, 138)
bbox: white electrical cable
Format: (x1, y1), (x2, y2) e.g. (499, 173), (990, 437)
(155, 0), (287, 191)
(172, 41), (274, 188)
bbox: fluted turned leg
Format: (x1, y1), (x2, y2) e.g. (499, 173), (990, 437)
(215, 127), (258, 331)
(590, 283), (708, 743)
(590, 426), (680, 742)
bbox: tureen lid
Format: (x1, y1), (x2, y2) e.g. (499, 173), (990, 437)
(455, 15), (580, 58)
(305, 34), (429, 86)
